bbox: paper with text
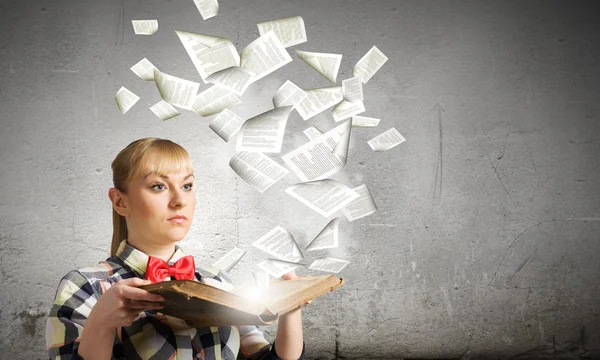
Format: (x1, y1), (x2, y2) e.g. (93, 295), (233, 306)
(341, 184), (377, 221)
(236, 106), (292, 153)
(352, 115), (380, 127)
(206, 66), (253, 95)
(353, 45), (388, 84)
(309, 257), (349, 273)
(281, 120), (351, 182)
(367, 127), (406, 151)
(296, 50), (342, 83)
(192, 85), (240, 117)
(175, 30), (239, 82)
(132, 20), (158, 35)
(115, 86), (140, 114)
(252, 226), (304, 262)
(154, 69), (199, 110)
(303, 126), (323, 141)
(273, 80), (308, 109)
(212, 247), (245, 273)
(305, 218), (339, 252)
(332, 99), (365, 122)
(295, 86), (343, 121)
(285, 179), (360, 217)
(257, 259), (301, 278)
(229, 151), (289, 193)
(240, 31), (292, 83)
(209, 109), (245, 142)
(131, 58), (158, 81)
(149, 100), (180, 120)
(193, 0), (219, 20)
(257, 16), (307, 48)
(342, 76), (363, 101)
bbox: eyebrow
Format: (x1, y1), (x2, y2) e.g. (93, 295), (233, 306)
(144, 173), (195, 181)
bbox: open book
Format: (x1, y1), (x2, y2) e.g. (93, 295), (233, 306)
(141, 274), (344, 326)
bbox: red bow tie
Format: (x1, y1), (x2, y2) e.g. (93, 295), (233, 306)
(145, 255), (196, 283)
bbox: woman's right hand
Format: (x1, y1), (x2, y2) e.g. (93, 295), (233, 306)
(87, 277), (165, 330)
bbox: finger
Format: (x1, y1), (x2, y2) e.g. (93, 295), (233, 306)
(121, 286), (165, 302)
(282, 270), (297, 280)
(116, 277), (153, 287)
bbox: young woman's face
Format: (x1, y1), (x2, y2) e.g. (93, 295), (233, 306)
(124, 169), (196, 247)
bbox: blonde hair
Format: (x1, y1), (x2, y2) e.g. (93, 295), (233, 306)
(110, 138), (193, 256)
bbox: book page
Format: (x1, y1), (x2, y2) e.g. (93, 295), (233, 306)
(257, 16), (307, 48)
(332, 99), (365, 122)
(285, 179), (360, 217)
(352, 115), (380, 127)
(281, 120), (351, 182)
(252, 270), (270, 290)
(192, 85), (241, 117)
(236, 106), (292, 153)
(273, 80), (308, 109)
(295, 87), (343, 121)
(175, 30), (239, 81)
(229, 151), (289, 193)
(367, 127), (406, 151)
(240, 31), (293, 83)
(296, 50), (342, 83)
(252, 226), (304, 262)
(131, 20), (158, 35)
(341, 184), (377, 221)
(303, 126), (323, 141)
(115, 86), (140, 114)
(308, 257), (349, 273)
(353, 45), (388, 84)
(209, 109), (245, 142)
(257, 259), (301, 278)
(149, 100), (180, 120)
(154, 69), (200, 110)
(342, 76), (363, 101)
(193, 0), (219, 20)
(206, 66), (253, 95)
(305, 217), (339, 252)
(212, 247), (245, 273)
(130, 58), (158, 81)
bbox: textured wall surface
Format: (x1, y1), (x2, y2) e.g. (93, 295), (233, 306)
(1, 0), (599, 359)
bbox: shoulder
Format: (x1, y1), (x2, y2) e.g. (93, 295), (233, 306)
(53, 257), (127, 297)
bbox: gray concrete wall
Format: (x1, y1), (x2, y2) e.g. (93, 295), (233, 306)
(1, 0), (599, 359)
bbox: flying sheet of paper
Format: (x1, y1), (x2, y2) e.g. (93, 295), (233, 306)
(149, 100), (180, 120)
(193, 0), (219, 20)
(252, 270), (270, 290)
(115, 86), (140, 114)
(257, 259), (300, 278)
(303, 126), (323, 141)
(305, 217), (339, 252)
(208, 109), (245, 142)
(130, 58), (158, 81)
(175, 30), (239, 82)
(192, 85), (240, 117)
(332, 99), (366, 122)
(367, 127), (406, 151)
(132, 20), (158, 35)
(296, 50), (342, 83)
(285, 179), (360, 217)
(353, 45), (388, 84)
(154, 69), (199, 110)
(273, 80), (308, 109)
(352, 115), (380, 127)
(229, 151), (289, 193)
(257, 16), (307, 48)
(240, 31), (293, 84)
(341, 184), (378, 221)
(236, 106), (293, 153)
(212, 247), (245, 273)
(252, 226), (304, 262)
(295, 86), (344, 121)
(309, 257), (350, 273)
(206, 66), (253, 95)
(281, 120), (351, 182)
(342, 76), (363, 102)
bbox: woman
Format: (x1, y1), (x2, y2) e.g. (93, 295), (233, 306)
(46, 138), (306, 360)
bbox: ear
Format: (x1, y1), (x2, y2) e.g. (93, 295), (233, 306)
(108, 188), (130, 217)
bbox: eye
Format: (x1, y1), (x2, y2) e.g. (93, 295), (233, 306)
(184, 182), (194, 191)
(151, 183), (165, 191)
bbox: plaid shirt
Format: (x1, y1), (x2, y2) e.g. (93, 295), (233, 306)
(46, 240), (305, 360)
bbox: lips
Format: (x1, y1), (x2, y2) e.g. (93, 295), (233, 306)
(168, 215), (187, 221)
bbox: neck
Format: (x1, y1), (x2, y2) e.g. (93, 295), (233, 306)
(126, 236), (177, 263)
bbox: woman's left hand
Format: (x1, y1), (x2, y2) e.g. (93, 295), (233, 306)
(281, 270), (312, 306)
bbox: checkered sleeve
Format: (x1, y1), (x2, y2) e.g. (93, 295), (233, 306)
(46, 270), (97, 360)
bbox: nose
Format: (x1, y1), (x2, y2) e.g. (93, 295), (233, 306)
(169, 188), (188, 208)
